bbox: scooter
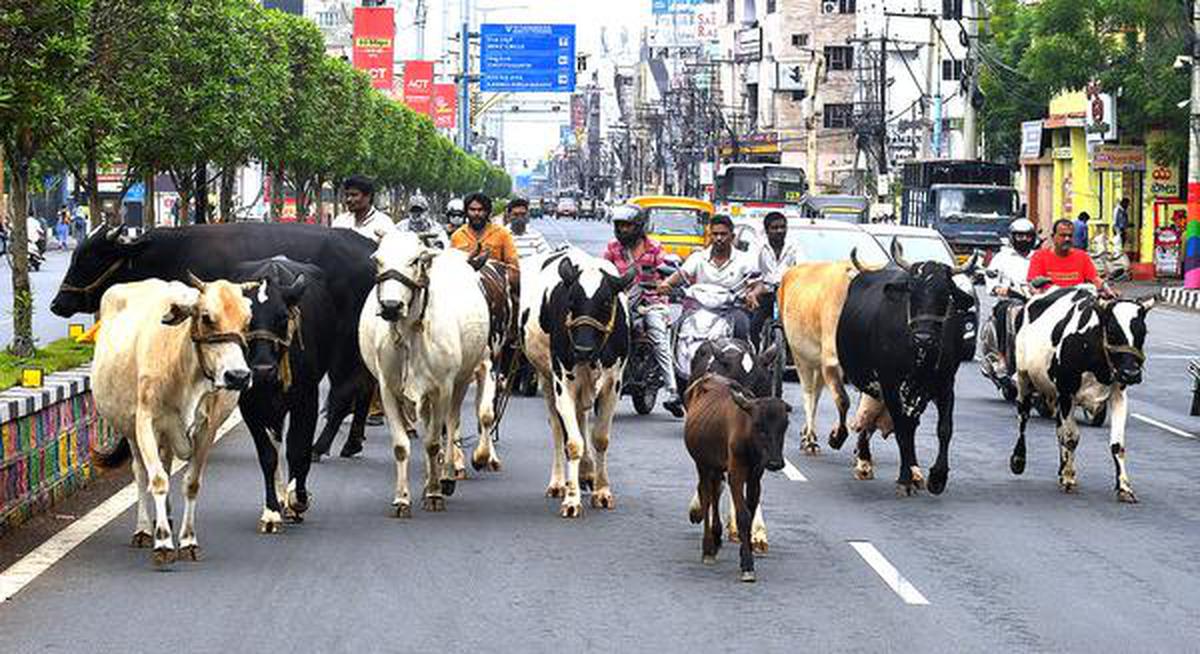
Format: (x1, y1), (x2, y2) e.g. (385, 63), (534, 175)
(671, 275), (757, 396)
(1090, 233), (1130, 282)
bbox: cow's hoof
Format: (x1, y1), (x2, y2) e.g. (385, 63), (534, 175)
(151, 548), (176, 568)
(853, 459), (874, 481)
(440, 479), (457, 497)
(545, 483), (566, 498)
(1117, 488), (1139, 504)
(591, 488), (615, 509)
(130, 531), (153, 548)
(1058, 479), (1077, 494)
(751, 537), (769, 554)
(487, 458), (502, 472)
(895, 481), (919, 497)
(828, 427), (849, 450)
(927, 467), (948, 495)
(801, 439), (820, 456)
(393, 502), (412, 519)
(178, 545), (202, 562)
(559, 502), (583, 519)
(910, 467), (926, 489)
(422, 496), (446, 512)
(339, 439), (364, 458)
(1009, 453), (1026, 475)
(702, 554), (717, 565)
(688, 503), (703, 524)
(287, 489), (309, 515)
(257, 518), (283, 534)
(740, 570), (757, 583)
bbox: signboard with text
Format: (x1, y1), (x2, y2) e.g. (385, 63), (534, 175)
(432, 83), (457, 129)
(403, 60), (434, 116)
(1020, 120), (1043, 160)
(1092, 144), (1145, 171)
(352, 7), (395, 92)
(481, 24), (575, 93)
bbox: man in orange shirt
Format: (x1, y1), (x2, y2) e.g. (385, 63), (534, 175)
(1027, 218), (1115, 295)
(451, 192), (518, 267)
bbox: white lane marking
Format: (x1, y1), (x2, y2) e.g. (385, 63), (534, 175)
(0, 411), (243, 603)
(1146, 354), (1200, 360)
(1131, 413), (1198, 441)
(781, 458), (807, 482)
(1166, 341), (1196, 351)
(849, 541), (930, 606)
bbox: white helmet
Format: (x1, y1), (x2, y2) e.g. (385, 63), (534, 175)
(1009, 218), (1037, 255)
(409, 194), (429, 213)
(446, 198), (464, 215)
(1009, 218), (1035, 235)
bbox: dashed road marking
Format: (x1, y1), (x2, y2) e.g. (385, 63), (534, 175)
(849, 541), (930, 605)
(0, 411), (243, 604)
(781, 458), (807, 482)
(1131, 413), (1197, 441)
(1146, 354), (1200, 360)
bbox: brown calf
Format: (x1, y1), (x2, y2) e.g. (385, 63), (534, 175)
(684, 374), (791, 582)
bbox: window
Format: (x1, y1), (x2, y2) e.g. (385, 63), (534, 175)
(838, 0), (856, 13)
(943, 0), (963, 20)
(792, 34), (809, 48)
(316, 10), (341, 28)
(942, 59), (963, 81)
(823, 103), (853, 129)
(747, 83), (759, 129)
(791, 90), (807, 102)
(727, 0), (735, 23)
(824, 46), (854, 71)
(767, 0), (776, 13)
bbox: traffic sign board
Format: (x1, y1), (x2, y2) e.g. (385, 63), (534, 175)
(480, 24), (576, 93)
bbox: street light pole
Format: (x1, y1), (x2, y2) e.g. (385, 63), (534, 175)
(459, 0), (471, 151)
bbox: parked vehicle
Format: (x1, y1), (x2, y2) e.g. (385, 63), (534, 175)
(629, 195), (714, 259)
(735, 217), (890, 266)
(898, 160), (1020, 260)
(801, 194), (869, 224)
(863, 223), (981, 362)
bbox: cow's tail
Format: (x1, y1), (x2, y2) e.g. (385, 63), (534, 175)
(90, 438), (131, 470)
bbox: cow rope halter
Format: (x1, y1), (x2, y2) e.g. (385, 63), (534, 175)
(245, 306), (303, 389)
(1100, 314), (1146, 375)
(565, 298), (619, 353)
(56, 258), (127, 301)
(190, 316), (249, 384)
(377, 260), (432, 330)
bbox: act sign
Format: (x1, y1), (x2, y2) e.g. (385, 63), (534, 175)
(480, 24), (576, 93)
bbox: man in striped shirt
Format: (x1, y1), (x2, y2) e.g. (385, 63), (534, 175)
(506, 197), (549, 259)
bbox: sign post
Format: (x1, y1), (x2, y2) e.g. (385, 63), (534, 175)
(480, 24), (576, 93)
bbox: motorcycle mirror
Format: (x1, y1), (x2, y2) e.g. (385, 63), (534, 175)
(734, 239), (750, 252)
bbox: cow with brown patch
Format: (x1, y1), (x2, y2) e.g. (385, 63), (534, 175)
(684, 374), (791, 582)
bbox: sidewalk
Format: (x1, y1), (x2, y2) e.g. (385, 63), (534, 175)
(1114, 279), (1200, 311)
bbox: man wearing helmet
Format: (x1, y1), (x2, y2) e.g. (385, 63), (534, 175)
(603, 204), (684, 416)
(985, 218), (1038, 379)
(400, 192), (448, 249)
(445, 198), (466, 239)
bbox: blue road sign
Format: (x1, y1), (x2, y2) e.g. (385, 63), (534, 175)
(480, 24), (575, 93)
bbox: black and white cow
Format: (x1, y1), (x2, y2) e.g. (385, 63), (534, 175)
(520, 247), (633, 518)
(837, 240), (978, 496)
(1010, 286), (1155, 502)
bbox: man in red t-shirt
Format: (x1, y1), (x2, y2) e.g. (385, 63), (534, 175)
(1027, 218), (1114, 295)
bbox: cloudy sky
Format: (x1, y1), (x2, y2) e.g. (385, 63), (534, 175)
(395, 0), (648, 173)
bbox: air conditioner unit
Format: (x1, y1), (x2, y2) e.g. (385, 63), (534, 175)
(822, 1), (838, 14)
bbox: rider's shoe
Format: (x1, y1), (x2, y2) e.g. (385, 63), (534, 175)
(663, 394), (685, 418)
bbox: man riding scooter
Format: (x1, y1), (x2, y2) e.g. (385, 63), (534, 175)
(604, 204), (684, 417)
(980, 218), (1037, 397)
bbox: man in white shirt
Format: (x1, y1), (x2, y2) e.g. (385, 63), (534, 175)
(506, 197), (549, 258)
(748, 211), (799, 348)
(331, 175), (393, 244)
(657, 213), (759, 340)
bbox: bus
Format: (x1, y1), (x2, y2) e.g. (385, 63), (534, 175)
(713, 163), (808, 227)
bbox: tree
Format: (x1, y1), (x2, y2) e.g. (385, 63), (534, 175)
(0, 0), (92, 356)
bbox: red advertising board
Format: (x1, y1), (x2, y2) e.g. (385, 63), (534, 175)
(352, 7), (395, 92)
(432, 84), (457, 129)
(403, 60), (435, 116)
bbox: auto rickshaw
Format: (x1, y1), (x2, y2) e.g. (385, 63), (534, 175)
(627, 196), (714, 259)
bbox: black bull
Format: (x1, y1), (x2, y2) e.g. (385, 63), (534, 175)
(836, 246), (977, 495)
(51, 223), (377, 459)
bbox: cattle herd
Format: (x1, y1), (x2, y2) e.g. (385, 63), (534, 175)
(50, 223), (1154, 582)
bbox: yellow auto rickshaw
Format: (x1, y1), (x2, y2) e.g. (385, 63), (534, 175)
(628, 196), (714, 259)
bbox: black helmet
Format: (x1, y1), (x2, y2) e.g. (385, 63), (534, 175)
(611, 204), (647, 246)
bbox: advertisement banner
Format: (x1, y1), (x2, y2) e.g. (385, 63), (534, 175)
(403, 60), (435, 116)
(352, 7), (395, 92)
(433, 83), (457, 129)
(1019, 120), (1043, 160)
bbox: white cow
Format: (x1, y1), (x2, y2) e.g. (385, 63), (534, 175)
(358, 231), (494, 516)
(520, 248), (632, 518)
(92, 276), (253, 566)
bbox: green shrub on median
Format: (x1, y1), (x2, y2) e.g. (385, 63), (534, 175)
(0, 338), (95, 392)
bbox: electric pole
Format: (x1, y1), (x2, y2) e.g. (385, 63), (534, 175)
(414, 0), (427, 59)
(459, 0), (471, 151)
(962, 0), (979, 159)
(1187, 0), (1200, 288)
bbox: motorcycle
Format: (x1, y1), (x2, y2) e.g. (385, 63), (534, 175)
(1090, 232), (1130, 282)
(621, 259), (681, 415)
(670, 274), (759, 396)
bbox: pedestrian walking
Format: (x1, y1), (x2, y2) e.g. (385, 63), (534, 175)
(1072, 211), (1090, 250)
(55, 206), (71, 250)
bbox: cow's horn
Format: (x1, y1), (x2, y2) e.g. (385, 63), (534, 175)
(729, 386), (755, 413)
(185, 270), (207, 292)
(849, 247), (884, 273)
(953, 250), (981, 276)
(891, 238), (912, 272)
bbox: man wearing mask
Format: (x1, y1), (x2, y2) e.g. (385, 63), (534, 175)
(507, 197), (549, 259)
(450, 192), (518, 267)
(400, 193), (448, 249)
(747, 211), (799, 348)
(332, 175), (393, 243)
(445, 198), (466, 239)
(603, 205), (683, 416)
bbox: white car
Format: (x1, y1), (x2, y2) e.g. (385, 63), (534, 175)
(734, 217), (890, 265)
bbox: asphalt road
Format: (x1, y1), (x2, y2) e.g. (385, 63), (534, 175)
(0, 244), (84, 346)
(1, 218), (1198, 651)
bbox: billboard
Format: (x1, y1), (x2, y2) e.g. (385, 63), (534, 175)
(480, 24), (576, 93)
(403, 60), (435, 116)
(353, 7), (395, 92)
(433, 84), (457, 129)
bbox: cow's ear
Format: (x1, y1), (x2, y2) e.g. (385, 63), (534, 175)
(729, 386), (754, 413)
(558, 257), (580, 285)
(162, 300), (197, 326)
(1137, 296), (1156, 312)
(282, 274), (308, 306)
(757, 341), (780, 369)
(606, 267), (636, 291)
(883, 281), (909, 302)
